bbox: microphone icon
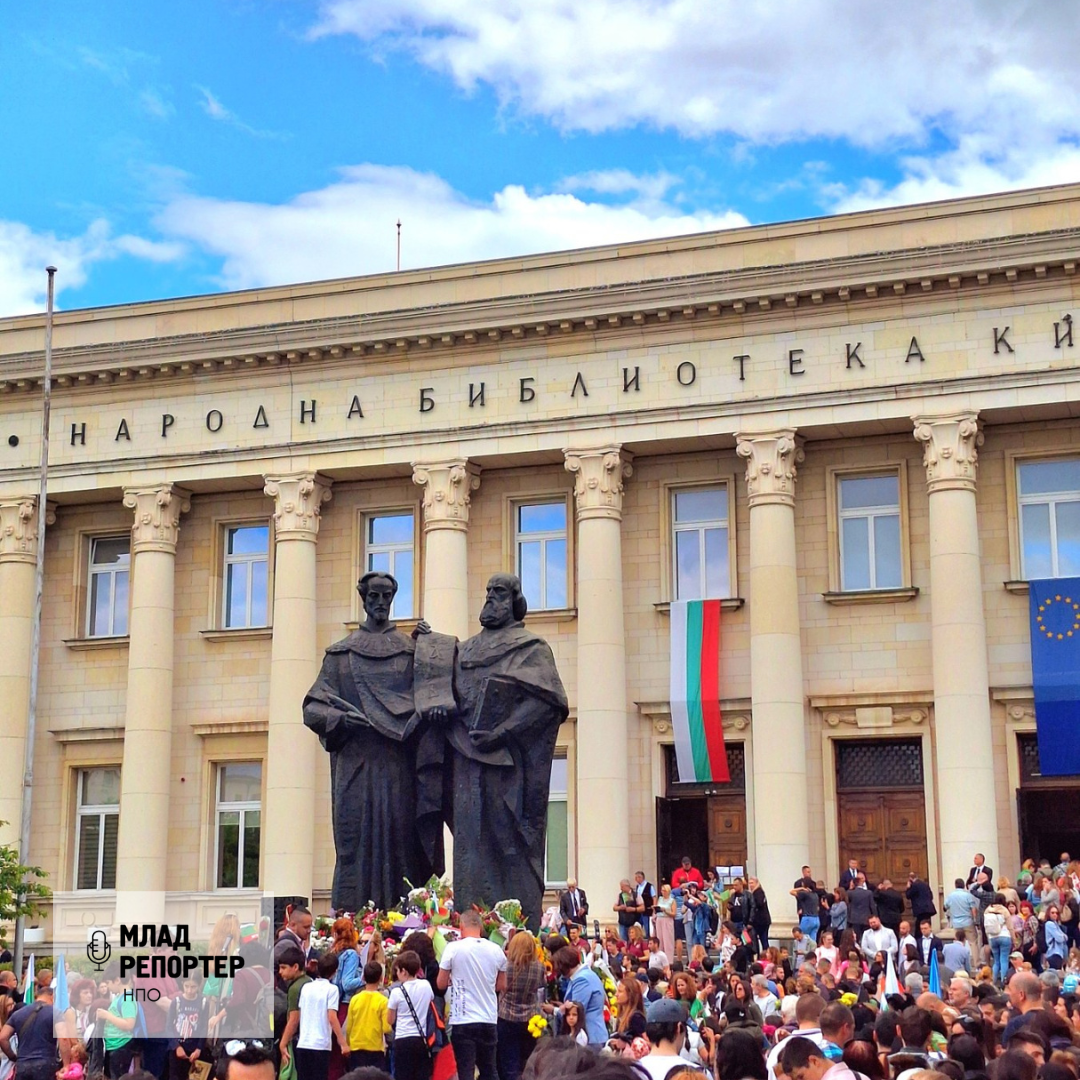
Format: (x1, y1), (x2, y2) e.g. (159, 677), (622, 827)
(87, 930), (111, 971)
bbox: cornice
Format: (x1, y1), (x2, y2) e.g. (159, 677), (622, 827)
(0, 231), (1077, 397)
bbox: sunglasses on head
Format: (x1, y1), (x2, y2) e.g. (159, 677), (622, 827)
(224, 1040), (272, 1057)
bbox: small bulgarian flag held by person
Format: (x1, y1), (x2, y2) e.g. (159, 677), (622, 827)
(23, 954), (34, 1005)
(670, 599), (729, 783)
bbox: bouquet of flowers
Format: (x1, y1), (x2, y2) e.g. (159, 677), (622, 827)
(527, 1015), (549, 1040)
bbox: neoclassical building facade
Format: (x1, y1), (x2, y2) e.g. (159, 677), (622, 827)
(2, 183), (1080, 935)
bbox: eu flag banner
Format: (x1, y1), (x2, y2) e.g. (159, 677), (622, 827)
(1029, 579), (1080, 776)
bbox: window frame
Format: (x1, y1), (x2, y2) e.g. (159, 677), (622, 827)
(545, 749), (570, 888)
(85, 535), (131, 639)
(213, 761), (263, 891)
(825, 463), (911, 594)
(222, 524), (271, 630)
(836, 472), (904, 592)
(207, 515), (275, 632)
(662, 478), (737, 603)
(1015, 455), (1080, 580)
(73, 766), (120, 892)
(360, 508), (418, 622)
(513, 498), (570, 613)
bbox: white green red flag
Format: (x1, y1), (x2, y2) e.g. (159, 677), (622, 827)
(670, 599), (729, 783)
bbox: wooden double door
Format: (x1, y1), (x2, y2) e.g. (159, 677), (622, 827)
(838, 790), (928, 886)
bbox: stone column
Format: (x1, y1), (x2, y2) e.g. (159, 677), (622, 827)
(0, 496), (52, 850)
(114, 484), (190, 923)
(564, 446), (633, 906)
(913, 412), (999, 879)
(262, 473), (332, 900)
(735, 430), (807, 922)
(411, 460), (480, 640)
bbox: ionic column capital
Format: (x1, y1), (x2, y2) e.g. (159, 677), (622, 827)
(0, 496), (55, 564)
(735, 430), (804, 508)
(411, 459), (481, 533)
(123, 485), (192, 555)
(263, 473), (333, 541)
(912, 412), (982, 493)
(564, 446), (633, 521)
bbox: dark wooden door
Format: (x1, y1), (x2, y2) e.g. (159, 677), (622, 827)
(656, 797), (709, 885)
(708, 794), (748, 869)
(838, 791), (928, 886)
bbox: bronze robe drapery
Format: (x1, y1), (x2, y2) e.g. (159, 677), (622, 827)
(303, 625), (441, 911)
(446, 623), (568, 925)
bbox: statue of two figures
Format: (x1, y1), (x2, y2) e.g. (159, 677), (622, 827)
(303, 572), (568, 926)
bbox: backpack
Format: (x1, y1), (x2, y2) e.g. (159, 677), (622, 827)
(1036, 920), (1049, 955)
(257, 977), (286, 1041)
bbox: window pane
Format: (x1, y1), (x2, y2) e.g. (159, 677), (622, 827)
(242, 811), (261, 889)
(228, 526), (268, 556)
(545, 801), (569, 885)
(367, 551), (390, 574)
(704, 527), (729, 598)
(549, 757), (568, 796)
(519, 541), (542, 610)
(89, 572), (112, 636)
(77, 816), (101, 890)
(91, 538), (130, 567)
(217, 811), (240, 889)
(545, 539), (567, 609)
(874, 514), (902, 588)
(369, 514), (413, 545)
(1019, 459), (1080, 496)
(519, 503), (566, 534)
(1022, 502), (1053, 579)
(841, 516), (871, 590)
(225, 563), (248, 628)
(1056, 501), (1080, 577)
(839, 474), (899, 510)
(392, 549), (414, 618)
(249, 560), (268, 626)
(82, 767), (121, 807)
(675, 529), (702, 600)
(674, 488), (726, 524)
(101, 813), (118, 890)
(220, 762), (262, 804)
(113, 571), (129, 636)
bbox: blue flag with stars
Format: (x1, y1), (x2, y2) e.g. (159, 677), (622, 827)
(1029, 579), (1080, 776)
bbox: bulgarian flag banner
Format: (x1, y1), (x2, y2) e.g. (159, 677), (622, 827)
(670, 599), (729, 783)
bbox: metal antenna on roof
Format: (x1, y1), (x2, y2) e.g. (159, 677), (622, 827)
(397, 219), (402, 272)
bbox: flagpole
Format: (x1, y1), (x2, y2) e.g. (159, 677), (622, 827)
(12, 266), (56, 987)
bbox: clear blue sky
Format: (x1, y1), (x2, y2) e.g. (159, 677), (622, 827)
(2, 0), (1077, 314)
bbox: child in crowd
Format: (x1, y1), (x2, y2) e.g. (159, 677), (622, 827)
(95, 962), (139, 1080)
(344, 962), (390, 1071)
(563, 1001), (588, 1046)
(277, 945), (311, 1070)
(58, 1041), (88, 1080)
(386, 951), (434, 1080)
(166, 973), (209, 1080)
(295, 952), (349, 1080)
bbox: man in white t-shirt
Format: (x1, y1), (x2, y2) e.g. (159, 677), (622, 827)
(437, 910), (507, 1080)
(765, 992), (829, 1080)
(296, 953), (349, 1080)
(636, 998), (706, 1080)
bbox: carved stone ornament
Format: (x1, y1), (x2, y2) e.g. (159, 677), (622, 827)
(564, 446), (633, 521)
(0, 496), (55, 564)
(912, 412), (982, 493)
(123, 484), (192, 554)
(735, 430), (804, 507)
(823, 705), (929, 728)
(263, 473), (332, 541)
(411, 459), (481, 532)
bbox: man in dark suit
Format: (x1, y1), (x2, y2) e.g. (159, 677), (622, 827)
(916, 917), (945, 965)
(560, 878), (589, 935)
(906, 873), (937, 923)
(839, 858), (860, 892)
(875, 878), (906, 936)
(966, 854), (993, 887)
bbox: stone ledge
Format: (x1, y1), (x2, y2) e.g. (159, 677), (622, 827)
(821, 587), (919, 605)
(49, 725), (125, 743)
(200, 627), (273, 642)
(63, 636), (130, 651)
(1004, 580), (1030, 594)
(191, 719), (269, 738)
(653, 599), (745, 613)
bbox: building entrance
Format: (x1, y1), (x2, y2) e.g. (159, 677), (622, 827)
(835, 739), (928, 888)
(656, 744), (747, 885)
(1016, 733), (1080, 862)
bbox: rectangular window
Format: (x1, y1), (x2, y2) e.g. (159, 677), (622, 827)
(215, 762), (262, 890)
(672, 486), (729, 600)
(364, 513), (414, 620)
(516, 501), (568, 611)
(838, 473), (902, 591)
(87, 537), (130, 637)
(1018, 459), (1080, 579)
(545, 755), (569, 886)
(223, 525), (270, 628)
(74, 767), (120, 890)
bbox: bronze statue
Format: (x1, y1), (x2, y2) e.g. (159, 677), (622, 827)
(303, 572), (443, 911)
(444, 573), (568, 924)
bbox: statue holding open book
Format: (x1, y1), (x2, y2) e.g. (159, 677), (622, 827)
(303, 570), (568, 925)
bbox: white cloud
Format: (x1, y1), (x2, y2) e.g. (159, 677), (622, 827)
(155, 164), (749, 290)
(195, 86), (290, 140)
(0, 220), (184, 317)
